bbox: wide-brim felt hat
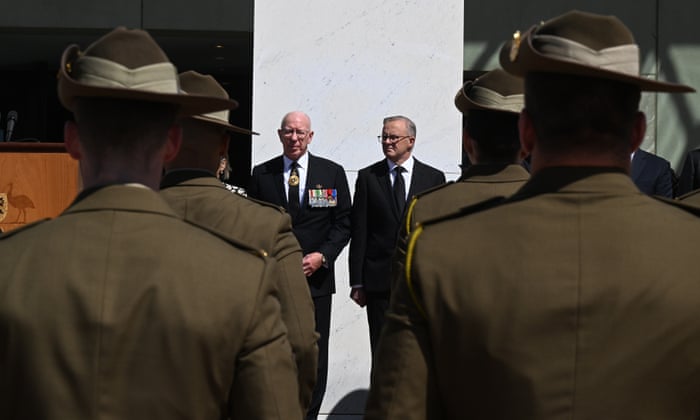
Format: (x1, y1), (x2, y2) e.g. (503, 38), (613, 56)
(58, 27), (238, 116)
(499, 10), (695, 93)
(455, 68), (524, 115)
(179, 71), (258, 136)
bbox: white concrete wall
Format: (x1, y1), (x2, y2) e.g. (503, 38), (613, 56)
(252, 1), (464, 417)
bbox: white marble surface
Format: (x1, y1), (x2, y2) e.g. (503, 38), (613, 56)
(253, 0), (464, 178)
(253, 0), (464, 416)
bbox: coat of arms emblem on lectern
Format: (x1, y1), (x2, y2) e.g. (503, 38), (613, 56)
(0, 193), (7, 223)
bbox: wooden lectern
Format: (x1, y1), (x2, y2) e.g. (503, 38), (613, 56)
(0, 142), (80, 232)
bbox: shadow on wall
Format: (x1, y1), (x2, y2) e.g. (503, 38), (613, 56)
(327, 388), (369, 418)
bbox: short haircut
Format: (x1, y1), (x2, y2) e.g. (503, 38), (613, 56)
(524, 72), (641, 159)
(384, 115), (416, 137)
(465, 110), (521, 163)
(73, 98), (179, 161)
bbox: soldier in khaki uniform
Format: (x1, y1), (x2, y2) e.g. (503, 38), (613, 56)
(160, 71), (318, 410)
(0, 28), (301, 419)
(366, 10), (700, 420)
(393, 69), (529, 287)
(402, 68), (528, 238)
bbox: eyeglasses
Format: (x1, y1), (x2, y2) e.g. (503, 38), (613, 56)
(281, 128), (309, 139)
(378, 135), (411, 144)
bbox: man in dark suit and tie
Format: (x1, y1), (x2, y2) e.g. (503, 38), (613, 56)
(349, 115), (445, 356)
(248, 111), (352, 420)
(631, 148), (675, 197)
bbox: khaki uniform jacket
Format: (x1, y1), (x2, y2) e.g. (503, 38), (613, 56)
(160, 170), (318, 409)
(0, 184), (301, 420)
(367, 168), (700, 420)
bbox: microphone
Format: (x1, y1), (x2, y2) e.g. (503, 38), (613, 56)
(6, 110), (17, 142)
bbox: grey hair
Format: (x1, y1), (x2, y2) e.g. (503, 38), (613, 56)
(383, 115), (416, 137)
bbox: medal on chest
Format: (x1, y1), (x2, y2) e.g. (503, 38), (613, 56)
(288, 173), (300, 186)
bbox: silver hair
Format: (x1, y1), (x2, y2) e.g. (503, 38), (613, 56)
(383, 115), (416, 137)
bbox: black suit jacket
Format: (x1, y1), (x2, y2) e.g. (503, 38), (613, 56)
(248, 153), (351, 297)
(631, 149), (675, 198)
(349, 158), (445, 293)
(677, 148), (700, 196)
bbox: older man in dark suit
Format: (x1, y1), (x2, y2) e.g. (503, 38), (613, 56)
(0, 28), (301, 419)
(349, 115), (445, 357)
(248, 111), (352, 420)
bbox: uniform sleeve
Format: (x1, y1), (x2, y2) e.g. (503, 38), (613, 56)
(228, 257), (303, 420)
(364, 231), (440, 420)
(270, 212), (319, 411)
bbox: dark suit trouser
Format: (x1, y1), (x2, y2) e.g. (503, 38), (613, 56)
(306, 294), (332, 420)
(367, 290), (391, 359)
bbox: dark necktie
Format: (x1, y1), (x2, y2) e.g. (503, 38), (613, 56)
(288, 161), (300, 219)
(393, 166), (406, 215)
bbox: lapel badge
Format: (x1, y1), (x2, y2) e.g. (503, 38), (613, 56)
(509, 30), (521, 62)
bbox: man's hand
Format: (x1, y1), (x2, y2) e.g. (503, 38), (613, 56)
(302, 252), (324, 277)
(350, 287), (367, 307)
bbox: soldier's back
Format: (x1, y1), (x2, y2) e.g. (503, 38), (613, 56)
(407, 172), (700, 418)
(0, 185), (301, 420)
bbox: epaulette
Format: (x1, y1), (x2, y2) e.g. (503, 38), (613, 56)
(404, 181), (455, 235)
(0, 218), (51, 239)
(183, 219), (270, 259)
(412, 180), (456, 199)
(418, 195), (508, 229)
(238, 194), (287, 214)
(653, 194), (700, 217)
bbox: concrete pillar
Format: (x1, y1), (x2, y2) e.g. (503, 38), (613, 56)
(253, 1), (464, 417)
